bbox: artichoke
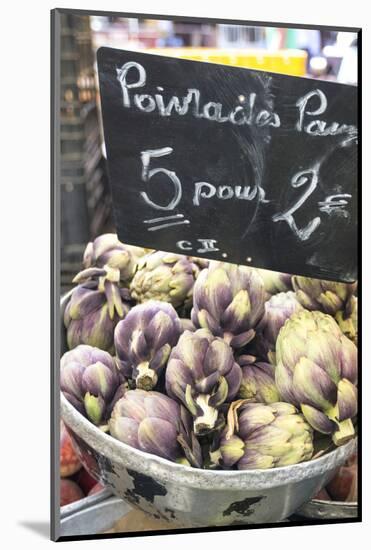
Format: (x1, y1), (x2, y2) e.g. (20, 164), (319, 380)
(335, 296), (358, 345)
(61, 345), (125, 427)
(64, 280), (131, 353)
(166, 329), (242, 435)
(275, 310), (358, 446)
(256, 291), (303, 362)
(256, 268), (293, 298)
(130, 251), (202, 309)
(75, 233), (147, 287)
(237, 355), (280, 404)
(109, 389), (202, 467)
(179, 318), (197, 332)
(114, 301), (182, 391)
(211, 401), (313, 469)
(292, 276), (357, 316)
(191, 262), (266, 349)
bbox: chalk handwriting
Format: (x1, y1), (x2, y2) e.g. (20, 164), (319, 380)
(197, 239), (220, 253)
(117, 62), (357, 141)
(144, 213), (190, 231)
(116, 61), (146, 107)
(193, 182), (268, 206)
(296, 89), (357, 137)
(117, 61), (281, 129)
(139, 147), (268, 211)
(140, 148), (182, 211)
(177, 239), (220, 253)
(122, 62), (357, 249)
(177, 240), (193, 251)
(272, 167), (321, 241)
(318, 194), (352, 216)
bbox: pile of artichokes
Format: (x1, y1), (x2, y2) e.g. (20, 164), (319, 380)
(61, 233), (358, 470)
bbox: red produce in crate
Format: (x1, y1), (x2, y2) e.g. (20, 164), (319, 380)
(60, 479), (84, 506)
(73, 467), (98, 495)
(60, 421), (81, 477)
(326, 457), (357, 502)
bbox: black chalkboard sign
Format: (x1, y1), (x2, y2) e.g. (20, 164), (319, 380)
(97, 47), (358, 283)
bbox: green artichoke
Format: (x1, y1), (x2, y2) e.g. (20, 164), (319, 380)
(275, 310), (358, 446)
(292, 276), (357, 316)
(237, 355), (280, 404)
(75, 233), (147, 287)
(109, 389), (202, 467)
(114, 301), (182, 390)
(61, 344), (125, 427)
(130, 251), (203, 309)
(210, 401), (313, 469)
(64, 280), (131, 353)
(335, 296), (358, 345)
(165, 329), (242, 435)
(191, 262), (266, 349)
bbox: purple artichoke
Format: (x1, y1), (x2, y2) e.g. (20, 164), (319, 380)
(210, 401), (313, 470)
(179, 318), (197, 332)
(166, 329), (242, 435)
(335, 295), (358, 345)
(255, 291), (303, 362)
(275, 310), (358, 446)
(256, 268), (293, 298)
(237, 355), (280, 404)
(130, 251), (203, 309)
(64, 280), (131, 354)
(292, 276), (357, 316)
(75, 233), (147, 287)
(109, 389), (202, 466)
(61, 344), (125, 427)
(114, 301), (182, 390)
(191, 262), (266, 349)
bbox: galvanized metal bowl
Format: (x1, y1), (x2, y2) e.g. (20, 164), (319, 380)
(60, 294), (356, 526)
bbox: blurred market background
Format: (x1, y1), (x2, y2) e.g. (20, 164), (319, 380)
(59, 12), (358, 291)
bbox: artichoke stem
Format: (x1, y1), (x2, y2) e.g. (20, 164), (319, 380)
(332, 418), (355, 446)
(98, 276), (106, 293)
(136, 362), (158, 390)
(193, 395), (218, 435)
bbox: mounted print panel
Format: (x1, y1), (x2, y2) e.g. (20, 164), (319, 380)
(52, 8), (360, 542)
